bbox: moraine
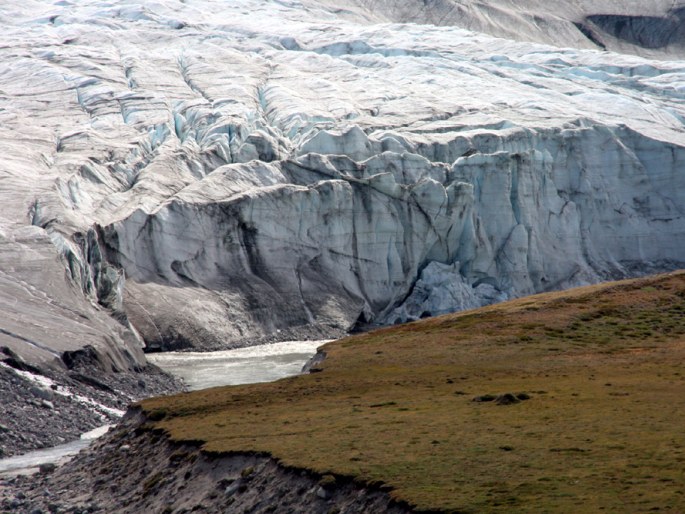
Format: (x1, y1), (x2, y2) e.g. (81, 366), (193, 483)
(0, 340), (326, 476)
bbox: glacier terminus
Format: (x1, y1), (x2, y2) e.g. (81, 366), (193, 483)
(1, 0), (685, 362)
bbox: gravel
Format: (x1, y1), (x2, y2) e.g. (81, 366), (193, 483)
(0, 355), (184, 459)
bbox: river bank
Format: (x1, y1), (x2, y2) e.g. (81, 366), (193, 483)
(0, 340), (326, 464)
(0, 340), (332, 511)
(1, 410), (409, 514)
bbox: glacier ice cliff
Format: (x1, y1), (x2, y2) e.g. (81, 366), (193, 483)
(2, 0), (685, 353)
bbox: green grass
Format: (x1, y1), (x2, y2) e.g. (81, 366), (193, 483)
(140, 271), (685, 513)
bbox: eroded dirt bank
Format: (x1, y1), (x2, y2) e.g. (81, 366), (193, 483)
(0, 410), (410, 513)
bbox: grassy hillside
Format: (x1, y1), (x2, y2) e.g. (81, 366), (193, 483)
(141, 272), (685, 513)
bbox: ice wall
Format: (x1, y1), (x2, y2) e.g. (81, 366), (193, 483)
(3, 0), (685, 350)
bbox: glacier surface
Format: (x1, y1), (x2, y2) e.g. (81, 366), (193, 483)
(2, 0), (685, 355)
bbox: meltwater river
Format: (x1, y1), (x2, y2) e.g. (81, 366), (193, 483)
(0, 340), (327, 476)
(147, 340), (327, 391)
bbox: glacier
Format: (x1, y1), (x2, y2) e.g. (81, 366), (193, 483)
(1, 0), (685, 358)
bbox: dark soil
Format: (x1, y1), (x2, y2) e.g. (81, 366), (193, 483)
(0, 411), (410, 514)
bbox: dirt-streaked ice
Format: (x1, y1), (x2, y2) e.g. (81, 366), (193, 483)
(2, 0), (685, 354)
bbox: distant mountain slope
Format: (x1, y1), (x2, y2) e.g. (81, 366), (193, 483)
(336, 0), (685, 59)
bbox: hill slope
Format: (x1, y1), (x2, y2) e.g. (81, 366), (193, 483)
(138, 271), (685, 512)
(6, 272), (685, 512)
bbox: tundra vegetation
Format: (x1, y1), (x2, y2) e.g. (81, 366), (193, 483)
(142, 272), (685, 512)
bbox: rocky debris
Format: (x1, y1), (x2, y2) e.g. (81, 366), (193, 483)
(0, 361), (183, 459)
(494, 393), (521, 406)
(472, 392), (532, 405)
(472, 394), (498, 403)
(37, 464), (56, 475)
(0, 348), (45, 376)
(0, 411), (410, 514)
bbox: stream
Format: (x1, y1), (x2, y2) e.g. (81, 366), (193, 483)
(147, 340), (327, 391)
(0, 340), (327, 476)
